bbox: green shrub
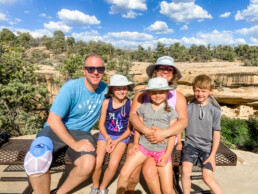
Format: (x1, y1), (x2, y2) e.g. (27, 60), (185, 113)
(221, 116), (258, 152)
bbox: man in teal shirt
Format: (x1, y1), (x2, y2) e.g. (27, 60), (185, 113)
(24, 54), (107, 193)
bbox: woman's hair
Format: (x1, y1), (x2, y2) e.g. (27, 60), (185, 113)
(193, 74), (214, 90)
(151, 66), (179, 86)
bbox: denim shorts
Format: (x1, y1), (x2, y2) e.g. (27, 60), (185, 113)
(37, 126), (97, 162)
(182, 144), (213, 171)
(97, 132), (130, 145)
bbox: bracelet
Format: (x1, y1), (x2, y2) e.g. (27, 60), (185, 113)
(105, 135), (110, 140)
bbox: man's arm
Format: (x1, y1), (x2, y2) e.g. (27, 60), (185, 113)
(203, 130), (220, 171)
(129, 92), (152, 135)
(146, 91), (188, 143)
(47, 112), (95, 152)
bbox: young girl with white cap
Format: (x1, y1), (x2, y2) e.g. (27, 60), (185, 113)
(90, 74), (134, 194)
(117, 77), (179, 194)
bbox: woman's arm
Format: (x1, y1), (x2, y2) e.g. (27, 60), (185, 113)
(146, 91), (188, 143)
(129, 91), (151, 135)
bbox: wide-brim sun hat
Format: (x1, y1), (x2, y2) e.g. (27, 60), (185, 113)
(140, 77), (177, 91)
(108, 74), (135, 91)
(146, 56), (182, 80)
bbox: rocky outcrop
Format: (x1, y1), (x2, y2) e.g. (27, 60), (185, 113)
(38, 61), (258, 119)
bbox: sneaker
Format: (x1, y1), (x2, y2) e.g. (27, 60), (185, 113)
(99, 189), (108, 194)
(50, 188), (58, 194)
(90, 186), (99, 194)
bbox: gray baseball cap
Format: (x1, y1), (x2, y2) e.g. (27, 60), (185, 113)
(140, 77), (176, 91)
(146, 56), (182, 80)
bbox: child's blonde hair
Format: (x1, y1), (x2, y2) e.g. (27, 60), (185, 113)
(193, 74), (214, 91)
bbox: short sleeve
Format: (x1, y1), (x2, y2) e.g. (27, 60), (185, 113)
(212, 108), (221, 130)
(50, 81), (74, 118)
(136, 104), (145, 118)
(168, 108), (178, 122)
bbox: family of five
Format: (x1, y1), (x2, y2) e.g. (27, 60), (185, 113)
(24, 54), (223, 194)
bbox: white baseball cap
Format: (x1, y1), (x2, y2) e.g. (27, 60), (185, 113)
(24, 136), (53, 176)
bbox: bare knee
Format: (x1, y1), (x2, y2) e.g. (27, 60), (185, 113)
(142, 164), (158, 182)
(108, 160), (119, 171)
(202, 173), (213, 185)
(163, 187), (173, 194)
(74, 155), (96, 176)
(182, 165), (192, 178)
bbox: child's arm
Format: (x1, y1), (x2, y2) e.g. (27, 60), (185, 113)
(203, 130), (220, 171)
(157, 118), (177, 167)
(129, 117), (142, 156)
(176, 132), (183, 150)
(98, 99), (113, 152)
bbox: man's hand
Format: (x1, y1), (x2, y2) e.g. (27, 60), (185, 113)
(203, 155), (216, 171)
(145, 126), (166, 143)
(72, 139), (95, 152)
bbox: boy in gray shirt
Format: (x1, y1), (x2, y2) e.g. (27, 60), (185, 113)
(181, 74), (223, 194)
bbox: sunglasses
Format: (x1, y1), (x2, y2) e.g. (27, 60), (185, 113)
(156, 66), (174, 72)
(84, 66), (105, 73)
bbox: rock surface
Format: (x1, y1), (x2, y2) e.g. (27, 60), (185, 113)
(37, 61), (258, 119)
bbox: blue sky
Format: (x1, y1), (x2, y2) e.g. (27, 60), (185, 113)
(0, 0), (258, 49)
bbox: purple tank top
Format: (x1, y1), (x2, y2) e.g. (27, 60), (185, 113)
(105, 97), (131, 136)
(143, 90), (177, 109)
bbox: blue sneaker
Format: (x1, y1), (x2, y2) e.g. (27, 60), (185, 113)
(90, 186), (99, 194)
(99, 189), (108, 194)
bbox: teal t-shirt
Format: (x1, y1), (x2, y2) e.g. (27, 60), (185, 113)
(44, 77), (107, 132)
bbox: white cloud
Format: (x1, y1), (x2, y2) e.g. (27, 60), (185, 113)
(0, 26), (52, 38)
(122, 10), (142, 19)
(0, 0), (17, 4)
(196, 30), (235, 45)
(106, 0), (147, 18)
(57, 9), (100, 26)
(71, 30), (103, 42)
(180, 24), (188, 30)
(219, 12), (231, 18)
(106, 31), (153, 41)
(14, 18), (22, 22)
(39, 13), (52, 19)
(180, 36), (207, 45)
(146, 21), (174, 34)
(250, 37), (258, 45)
(44, 21), (72, 33)
(236, 25), (258, 38)
(235, 2), (258, 25)
(24, 11), (30, 14)
(160, 1), (212, 23)
(0, 12), (8, 22)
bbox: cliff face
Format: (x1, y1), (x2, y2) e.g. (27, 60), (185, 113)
(38, 61), (258, 119)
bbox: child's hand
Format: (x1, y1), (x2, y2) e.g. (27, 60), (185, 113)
(203, 155), (216, 171)
(105, 137), (113, 153)
(129, 144), (139, 156)
(176, 142), (183, 150)
(157, 154), (169, 167)
(109, 140), (119, 153)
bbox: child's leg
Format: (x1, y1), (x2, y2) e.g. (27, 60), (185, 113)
(92, 140), (107, 188)
(157, 161), (173, 194)
(181, 161), (193, 194)
(99, 142), (127, 190)
(117, 150), (147, 194)
(202, 169), (223, 194)
(126, 143), (142, 193)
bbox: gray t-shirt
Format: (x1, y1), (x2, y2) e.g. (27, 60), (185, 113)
(185, 102), (221, 153)
(136, 103), (178, 152)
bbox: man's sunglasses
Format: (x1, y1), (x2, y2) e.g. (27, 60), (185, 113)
(84, 66), (105, 73)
